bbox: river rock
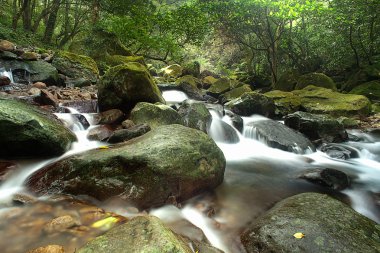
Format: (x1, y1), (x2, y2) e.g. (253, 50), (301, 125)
(178, 100), (212, 133)
(241, 193), (380, 253)
(96, 109), (124, 125)
(130, 102), (181, 129)
(21, 51), (39, 61)
(225, 110), (244, 133)
(284, 111), (348, 143)
(175, 75), (203, 100)
(295, 72), (336, 90)
(319, 143), (360, 160)
(0, 40), (15, 52)
(27, 245), (65, 253)
(160, 64), (183, 78)
(121, 119), (135, 129)
(0, 76), (11, 86)
(78, 215), (221, 253)
(207, 77), (231, 98)
(0, 98), (76, 158)
(245, 119), (315, 154)
(298, 168), (351, 190)
(210, 119), (240, 144)
(43, 215), (79, 233)
(219, 84), (252, 104)
(107, 124), (151, 143)
(87, 125), (114, 141)
(98, 62), (165, 112)
(225, 92), (275, 117)
(349, 80), (380, 101)
(0, 59), (59, 86)
(52, 51), (99, 85)
(203, 76), (218, 89)
(26, 124), (225, 209)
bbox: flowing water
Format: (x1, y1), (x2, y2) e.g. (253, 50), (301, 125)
(0, 91), (380, 252)
(0, 67), (15, 84)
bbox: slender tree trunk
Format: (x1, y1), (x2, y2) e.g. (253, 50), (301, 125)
(22, 0), (32, 30)
(349, 25), (360, 67)
(43, 0), (61, 43)
(92, 0), (100, 24)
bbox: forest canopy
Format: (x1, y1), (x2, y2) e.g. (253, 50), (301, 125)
(0, 0), (379, 83)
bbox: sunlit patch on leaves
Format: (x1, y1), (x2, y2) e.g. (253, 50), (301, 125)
(293, 232), (305, 239)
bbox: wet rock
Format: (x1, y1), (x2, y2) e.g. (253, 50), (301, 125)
(178, 100), (212, 133)
(130, 102), (181, 129)
(27, 124), (225, 209)
(225, 92), (275, 117)
(245, 119), (315, 154)
(12, 193), (38, 205)
(121, 119), (135, 129)
(87, 125), (114, 141)
(210, 119), (240, 144)
(0, 161), (17, 181)
(52, 51), (99, 85)
(320, 143), (360, 160)
(225, 110), (244, 133)
(175, 75), (204, 100)
(29, 87), (42, 96)
(96, 109), (124, 125)
(0, 50), (17, 59)
(298, 168), (351, 190)
(27, 245), (65, 253)
(98, 62), (164, 112)
(73, 114), (90, 129)
(241, 193), (380, 253)
(60, 100), (98, 113)
(36, 89), (59, 107)
(107, 124), (151, 143)
(0, 76), (11, 86)
(0, 98), (76, 158)
(0, 40), (15, 52)
(43, 215), (79, 233)
(284, 111), (348, 143)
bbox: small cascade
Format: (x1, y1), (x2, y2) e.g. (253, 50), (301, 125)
(0, 67), (14, 83)
(162, 90), (188, 104)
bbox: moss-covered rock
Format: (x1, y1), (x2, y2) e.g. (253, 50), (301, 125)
(264, 90), (301, 117)
(203, 76), (218, 89)
(130, 102), (181, 129)
(160, 64), (183, 78)
(274, 70), (300, 91)
(175, 75), (203, 100)
(225, 92), (275, 117)
(20, 51), (38, 61)
(182, 61), (200, 78)
(284, 111), (348, 143)
(104, 55), (146, 67)
(295, 73), (336, 90)
(98, 63), (165, 113)
(0, 40), (15, 52)
(342, 63), (380, 92)
(241, 193), (380, 253)
(0, 98), (76, 158)
(26, 124), (226, 209)
(219, 84), (252, 103)
(52, 51), (99, 84)
(0, 59), (59, 85)
(207, 77), (231, 98)
(349, 80), (380, 101)
(178, 100), (212, 133)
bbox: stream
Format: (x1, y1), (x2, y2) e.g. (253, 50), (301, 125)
(0, 89), (380, 252)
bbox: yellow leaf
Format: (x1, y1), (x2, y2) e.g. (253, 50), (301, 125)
(91, 217), (119, 229)
(293, 232), (305, 239)
(98, 146), (109, 150)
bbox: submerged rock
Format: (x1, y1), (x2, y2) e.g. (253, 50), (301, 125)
(241, 193), (380, 253)
(0, 98), (76, 158)
(298, 168), (351, 190)
(130, 102), (181, 129)
(284, 111), (348, 143)
(98, 63), (164, 113)
(320, 143), (360, 160)
(78, 215), (222, 253)
(26, 124), (225, 209)
(245, 119), (315, 154)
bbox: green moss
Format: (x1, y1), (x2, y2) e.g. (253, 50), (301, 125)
(207, 77), (231, 97)
(55, 50), (99, 75)
(175, 75), (201, 89)
(220, 84), (252, 103)
(274, 70), (300, 91)
(265, 90), (301, 116)
(295, 73), (336, 91)
(105, 54), (145, 67)
(349, 80), (380, 101)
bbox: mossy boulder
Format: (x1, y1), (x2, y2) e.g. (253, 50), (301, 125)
(26, 124), (226, 209)
(264, 90), (301, 117)
(241, 193), (380, 253)
(0, 40), (15, 52)
(284, 111), (348, 143)
(52, 51), (99, 84)
(78, 215), (222, 253)
(274, 70), (300, 91)
(160, 64), (183, 78)
(207, 77), (231, 98)
(295, 73), (336, 91)
(130, 102), (181, 129)
(0, 59), (59, 85)
(219, 84), (252, 104)
(104, 55), (146, 67)
(349, 80), (380, 101)
(203, 76), (218, 89)
(98, 63), (165, 113)
(225, 92), (275, 117)
(342, 63), (380, 92)
(0, 98), (76, 158)
(178, 100), (212, 133)
(175, 75), (203, 100)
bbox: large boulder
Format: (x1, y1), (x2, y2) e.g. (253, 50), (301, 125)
(207, 77), (231, 98)
(219, 84), (252, 104)
(0, 59), (59, 85)
(52, 51), (99, 85)
(284, 111), (348, 143)
(349, 80), (380, 101)
(160, 64), (183, 78)
(78, 215), (222, 253)
(274, 70), (300, 91)
(174, 75), (203, 100)
(245, 119), (315, 154)
(130, 102), (181, 129)
(225, 92), (275, 117)
(178, 100), (212, 133)
(0, 40), (15, 52)
(267, 86), (371, 117)
(295, 73), (336, 90)
(26, 124), (225, 209)
(241, 193), (380, 253)
(98, 63), (165, 113)
(0, 98), (76, 158)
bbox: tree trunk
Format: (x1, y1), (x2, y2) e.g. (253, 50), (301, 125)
(22, 0), (32, 31)
(43, 0), (61, 43)
(92, 0), (100, 24)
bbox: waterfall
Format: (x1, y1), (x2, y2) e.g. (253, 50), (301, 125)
(0, 67), (14, 84)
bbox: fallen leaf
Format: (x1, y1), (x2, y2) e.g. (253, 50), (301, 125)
(293, 232), (305, 239)
(98, 146), (109, 150)
(91, 217), (119, 229)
